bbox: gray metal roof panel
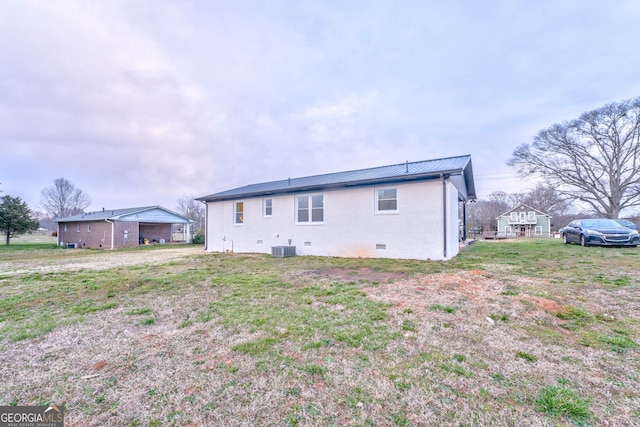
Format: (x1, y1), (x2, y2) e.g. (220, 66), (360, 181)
(198, 155), (476, 202)
(55, 206), (193, 223)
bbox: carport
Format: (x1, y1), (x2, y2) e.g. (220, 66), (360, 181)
(56, 206), (194, 249)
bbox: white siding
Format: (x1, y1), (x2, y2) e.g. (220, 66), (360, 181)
(205, 180), (459, 260)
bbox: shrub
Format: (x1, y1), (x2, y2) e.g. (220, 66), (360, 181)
(192, 233), (205, 244)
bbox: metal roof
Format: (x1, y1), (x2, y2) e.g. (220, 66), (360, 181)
(55, 206), (193, 223)
(197, 155), (476, 202)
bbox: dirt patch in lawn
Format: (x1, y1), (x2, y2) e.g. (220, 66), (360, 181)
(307, 267), (406, 283)
(364, 270), (564, 316)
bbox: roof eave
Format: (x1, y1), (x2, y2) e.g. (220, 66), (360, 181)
(199, 169), (467, 202)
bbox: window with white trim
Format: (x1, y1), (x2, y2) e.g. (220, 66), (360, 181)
(77, 223), (80, 232)
(376, 188), (398, 212)
(510, 212), (517, 221)
(535, 226), (542, 235)
(519, 212), (526, 222)
(234, 201), (244, 224)
(87, 222), (91, 232)
(297, 194), (323, 223)
(263, 198), (272, 217)
(528, 211), (536, 221)
(505, 226), (511, 235)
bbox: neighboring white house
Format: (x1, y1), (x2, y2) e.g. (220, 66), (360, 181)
(196, 155), (476, 260)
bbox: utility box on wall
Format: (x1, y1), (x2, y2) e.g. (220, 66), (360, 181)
(271, 246), (296, 257)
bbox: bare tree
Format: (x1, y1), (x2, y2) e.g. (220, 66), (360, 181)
(487, 191), (512, 217)
(40, 177), (91, 219)
(466, 200), (497, 233)
(507, 97), (640, 218)
(522, 183), (573, 229)
(176, 195), (205, 234)
(466, 191), (515, 233)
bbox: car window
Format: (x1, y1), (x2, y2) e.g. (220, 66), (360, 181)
(583, 219), (623, 228)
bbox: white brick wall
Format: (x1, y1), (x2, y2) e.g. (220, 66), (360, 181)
(205, 180), (459, 260)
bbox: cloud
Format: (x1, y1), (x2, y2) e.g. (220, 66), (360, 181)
(0, 0), (223, 208)
(2, 0), (640, 212)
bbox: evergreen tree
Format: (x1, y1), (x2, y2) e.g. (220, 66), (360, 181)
(0, 195), (40, 245)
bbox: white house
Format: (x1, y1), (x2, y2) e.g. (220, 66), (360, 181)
(196, 155), (476, 260)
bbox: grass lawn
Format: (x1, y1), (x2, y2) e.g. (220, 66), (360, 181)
(0, 239), (638, 426)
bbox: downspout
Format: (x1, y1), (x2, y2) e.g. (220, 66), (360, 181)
(441, 173), (447, 259)
(104, 219), (114, 250)
(462, 201), (467, 242)
(199, 200), (208, 251)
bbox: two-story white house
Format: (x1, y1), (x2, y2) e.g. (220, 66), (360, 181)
(196, 155), (476, 260)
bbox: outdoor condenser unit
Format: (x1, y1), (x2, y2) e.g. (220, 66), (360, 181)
(271, 246), (296, 257)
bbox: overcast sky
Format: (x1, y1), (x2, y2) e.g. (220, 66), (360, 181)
(2, 0), (639, 214)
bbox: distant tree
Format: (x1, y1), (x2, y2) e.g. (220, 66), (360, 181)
(522, 183), (573, 228)
(176, 195), (205, 234)
(508, 97), (640, 218)
(487, 191), (512, 217)
(0, 195), (40, 245)
(466, 191), (516, 233)
(32, 209), (56, 231)
(40, 177), (91, 219)
(466, 200), (497, 233)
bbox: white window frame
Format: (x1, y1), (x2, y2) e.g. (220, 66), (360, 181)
(63, 223), (67, 232)
(263, 198), (273, 218)
(535, 226), (542, 235)
(77, 223), (80, 232)
(510, 212), (517, 221)
(296, 194), (324, 224)
(234, 201), (244, 225)
(519, 212), (526, 222)
(375, 187), (398, 213)
(528, 211), (536, 221)
(505, 226), (511, 235)
(87, 222), (91, 232)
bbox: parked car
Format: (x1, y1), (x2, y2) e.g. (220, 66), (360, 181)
(561, 219), (639, 247)
(613, 219), (637, 230)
